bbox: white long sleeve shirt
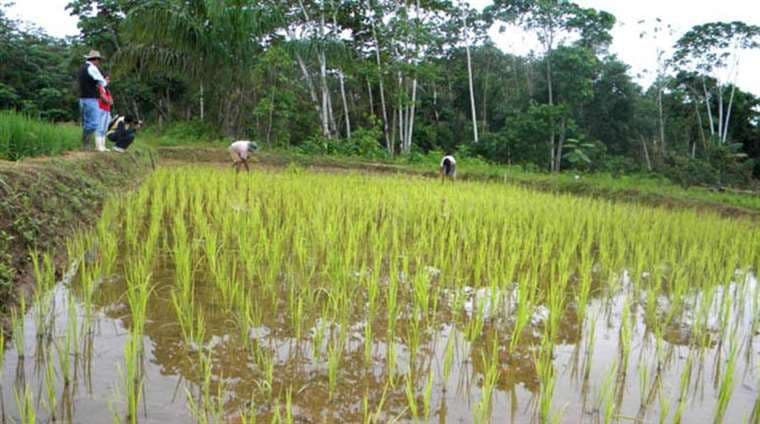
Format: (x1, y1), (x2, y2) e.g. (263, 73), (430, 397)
(86, 61), (108, 87)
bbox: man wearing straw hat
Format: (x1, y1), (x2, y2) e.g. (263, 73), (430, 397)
(78, 50), (109, 151)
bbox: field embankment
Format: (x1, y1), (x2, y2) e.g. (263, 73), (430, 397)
(159, 145), (760, 220)
(0, 149), (156, 312)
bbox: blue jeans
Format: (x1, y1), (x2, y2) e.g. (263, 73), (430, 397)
(79, 98), (100, 135)
(97, 110), (111, 137)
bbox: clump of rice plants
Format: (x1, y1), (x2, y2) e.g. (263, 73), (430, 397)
(0, 110), (80, 160)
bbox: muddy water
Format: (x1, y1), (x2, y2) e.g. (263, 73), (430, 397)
(2, 260), (758, 423)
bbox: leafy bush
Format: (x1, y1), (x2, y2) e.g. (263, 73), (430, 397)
(145, 120), (229, 146)
(297, 125), (387, 160)
(0, 110), (80, 160)
(663, 155), (719, 188)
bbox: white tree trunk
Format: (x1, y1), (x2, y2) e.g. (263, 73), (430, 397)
(199, 82), (205, 121)
(406, 77), (417, 154)
(296, 52), (326, 134)
(338, 70), (351, 139)
(718, 83), (724, 144)
(722, 83), (737, 144)
(465, 39), (478, 144)
(398, 71), (405, 152)
(657, 85), (666, 154)
(702, 76), (716, 138)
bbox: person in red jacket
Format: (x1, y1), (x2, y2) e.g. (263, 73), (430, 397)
(95, 75), (113, 152)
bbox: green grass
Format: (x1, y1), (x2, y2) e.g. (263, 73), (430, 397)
(0, 110), (80, 160)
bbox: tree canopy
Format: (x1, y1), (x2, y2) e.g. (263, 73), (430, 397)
(1, 0), (759, 183)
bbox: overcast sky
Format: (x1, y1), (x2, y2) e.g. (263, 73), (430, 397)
(6, 0), (760, 95)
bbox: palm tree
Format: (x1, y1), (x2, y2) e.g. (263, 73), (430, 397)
(118, 0), (280, 134)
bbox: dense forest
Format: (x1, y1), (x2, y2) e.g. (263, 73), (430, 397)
(1, 1), (759, 185)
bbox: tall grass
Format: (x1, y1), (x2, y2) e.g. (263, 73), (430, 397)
(0, 110), (80, 160)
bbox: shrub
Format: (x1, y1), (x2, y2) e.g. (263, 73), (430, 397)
(662, 155), (719, 188)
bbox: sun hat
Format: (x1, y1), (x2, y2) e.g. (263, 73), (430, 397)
(84, 50), (105, 60)
(247, 141), (259, 151)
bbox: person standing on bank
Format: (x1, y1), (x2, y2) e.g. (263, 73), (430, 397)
(440, 152), (457, 181)
(95, 74), (113, 152)
(78, 50), (108, 151)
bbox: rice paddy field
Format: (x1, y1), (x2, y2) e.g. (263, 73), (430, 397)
(2, 166), (760, 423)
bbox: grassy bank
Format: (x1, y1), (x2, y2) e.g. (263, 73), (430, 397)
(158, 145), (760, 219)
(0, 110), (81, 160)
(0, 148), (156, 311)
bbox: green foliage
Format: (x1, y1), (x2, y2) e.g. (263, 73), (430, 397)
(562, 138), (595, 168)
(142, 120), (229, 146)
(663, 155), (720, 189)
(0, 1), (757, 185)
(0, 110), (81, 160)
(0, 7), (79, 121)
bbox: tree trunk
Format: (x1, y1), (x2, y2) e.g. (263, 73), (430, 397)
(433, 84), (440, 122)
(406, 77), (417, 154)
(295, 52), (325, 134)
(718, 83), (724, 144)
(366, 77), (374, 117)
(722, 83), (737, 144)
(266, 83), (276, 146)
(553, 118), (566, 172)
(546, 40), (555, 172)
(369, 3), (391, 154)
(641, 136), (653, 171)
(338, 70), (351, 139)
(657, 84), (666, 155)
(318, 50), (332, 138)
(693, 98), (707, 152)
(702, 76), (716, 139)
(465, 42), (478, 144)
(199, 82), (205, 121)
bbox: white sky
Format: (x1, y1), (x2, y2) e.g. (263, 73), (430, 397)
(6, 0), (760, 95)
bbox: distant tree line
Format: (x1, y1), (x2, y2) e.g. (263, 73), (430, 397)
(2, 1), (759, 184)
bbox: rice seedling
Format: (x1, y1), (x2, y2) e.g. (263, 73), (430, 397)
(475, 337), (500, 423)
(714, 338), (739, 423)
(11, 298), (26, 359)
(442, 331), (457, 389)
(43, 351), (57, 420)
(327, 335), (343, 400)
(14, 384), (36, 424)
(598, 362), (618, 424)
(673, 353), (693, 423)
(404, 371), (419, 419)
(121, 335), (143, 424)
(535, 340), (557, 423)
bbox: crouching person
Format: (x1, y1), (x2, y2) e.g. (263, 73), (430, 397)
(229, 140), (259, 173)
(440, 152), (457, 181)
(107, 115), (142, 152)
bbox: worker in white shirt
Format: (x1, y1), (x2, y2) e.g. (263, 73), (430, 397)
(228, 140), (259, 173)
(440, 152), (457, 181)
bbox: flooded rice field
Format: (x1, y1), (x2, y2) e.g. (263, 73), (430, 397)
(2, 167), (760, 423)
